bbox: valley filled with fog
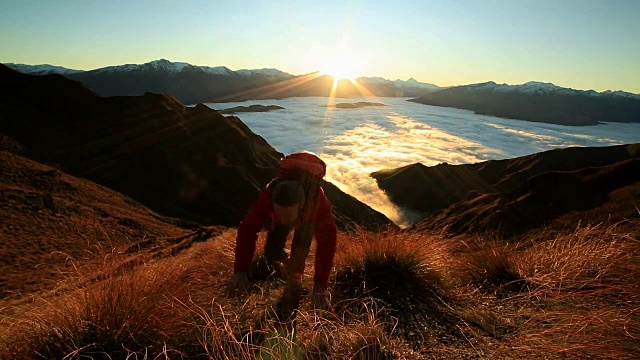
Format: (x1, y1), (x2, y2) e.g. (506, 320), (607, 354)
(203, 97), (640, 226)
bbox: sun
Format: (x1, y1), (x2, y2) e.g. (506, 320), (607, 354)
(318, 53), (362, 81)
(320, 63), (357, 81)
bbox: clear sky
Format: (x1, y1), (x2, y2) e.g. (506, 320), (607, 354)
(1, 0), (638, 93)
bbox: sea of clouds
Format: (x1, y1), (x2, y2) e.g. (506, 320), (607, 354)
(203, 97), (640, 226)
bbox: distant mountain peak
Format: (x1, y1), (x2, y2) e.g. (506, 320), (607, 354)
(145, 59), (191, 72)
(88, 59), (295, 77)
(394, 78), (441, 90)
(4, 63), (84, 75)
(523, 80), (556, 86)
(462, 80), (640, 99)
(358, 76), (442, 90)
(357, 76), (392, 84)
(87, 59), (237, 76)
(236, 68), (292, 77)
(601, 89), (640, 99)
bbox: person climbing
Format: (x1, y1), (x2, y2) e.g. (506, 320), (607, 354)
(229, 151), (337, 317)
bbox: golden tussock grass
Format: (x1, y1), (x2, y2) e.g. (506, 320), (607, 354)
(0, 223), (638, 359)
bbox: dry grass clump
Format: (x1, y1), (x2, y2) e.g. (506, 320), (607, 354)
(0, 224), (638, 359)
(189, 300), (266, 360)
(291, 298), (400, 360)
(509, 307), (640, 360)
(0, 258), (198, 359)
(503, 224), (640, 359)
(332, 229), (461, 342)
(457, 239), (525, 294)
(185, 286), (405, 359)
(519, 224), (638, 297)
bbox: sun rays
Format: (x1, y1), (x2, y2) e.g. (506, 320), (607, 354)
(320, 60), (358, 82)
(319, 51), (381, 116)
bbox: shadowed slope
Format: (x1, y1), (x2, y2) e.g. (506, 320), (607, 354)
(372, 144), (640, 235)
(0, 64), (280, 226)
(0, 150), (200, 301)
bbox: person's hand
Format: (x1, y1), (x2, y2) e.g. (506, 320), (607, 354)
(228, 272), (250, 296)
(312, 291), (331, 310)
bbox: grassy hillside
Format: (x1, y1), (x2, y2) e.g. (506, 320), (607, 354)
(1, 223), (637, 359)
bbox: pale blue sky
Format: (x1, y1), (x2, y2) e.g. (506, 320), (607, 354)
(1, 0), (638, 92)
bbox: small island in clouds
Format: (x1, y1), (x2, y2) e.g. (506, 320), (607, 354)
(217, 104), (285, 114)
(331, 101), (387, 109)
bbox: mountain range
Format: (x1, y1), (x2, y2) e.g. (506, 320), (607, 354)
(5, 60), (290, 78)
(409, 81), (640, 125)
(5, 59), (441, 104)
(5, 59), (640, 126)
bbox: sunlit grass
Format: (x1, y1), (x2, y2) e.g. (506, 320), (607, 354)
(0, 224), (638, 359)
(333, 228), (460, 342)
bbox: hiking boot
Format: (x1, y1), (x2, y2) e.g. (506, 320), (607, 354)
(275, 282), (303, 323)
(271, 261), (286, 280)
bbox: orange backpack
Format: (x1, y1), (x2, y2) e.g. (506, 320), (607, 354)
(278, 151), (326, 180)
(277, 152), (326, 217)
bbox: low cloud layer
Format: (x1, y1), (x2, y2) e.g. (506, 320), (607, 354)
(205, 97), (640, 226)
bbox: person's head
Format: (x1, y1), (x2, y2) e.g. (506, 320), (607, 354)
(272, 180), (306, 226)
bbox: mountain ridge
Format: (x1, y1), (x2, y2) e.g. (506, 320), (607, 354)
(453, 80), (640, 100)
(3, 59), (439, 103)
(5, 59), (638, 97)
(409, 82), (640, 126)
(6, 59), (639, 125)
(371, 143), (640, 236)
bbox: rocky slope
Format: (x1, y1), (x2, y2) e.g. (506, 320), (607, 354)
(0, 150), (209, 301)
(372, 144), (640, 236)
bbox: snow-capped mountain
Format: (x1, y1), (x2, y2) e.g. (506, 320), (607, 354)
(6, 59), (295, 79)
(86, 59), (294, 78)
(600, 90), (640, 99)
(90, 59), (238, 76)
(359, 76), (441, 90)
(410, 80), (640, 126)
(357, 76), (442, 97)
(236, 68), (292, 77)
(463, 81), (640, 99)
(393, 77), (441, 90)
(5, 63), (84, 75)
(357, 76), (391, 84)
(7, 59), (637, 105)
(56, 59), (298, 103)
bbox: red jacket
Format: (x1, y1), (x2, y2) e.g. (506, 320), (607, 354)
(234, 180), (337, 291)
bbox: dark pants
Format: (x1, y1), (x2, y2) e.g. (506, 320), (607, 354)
(264, 221), (314, 279)
(264, 221), (314, 323)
